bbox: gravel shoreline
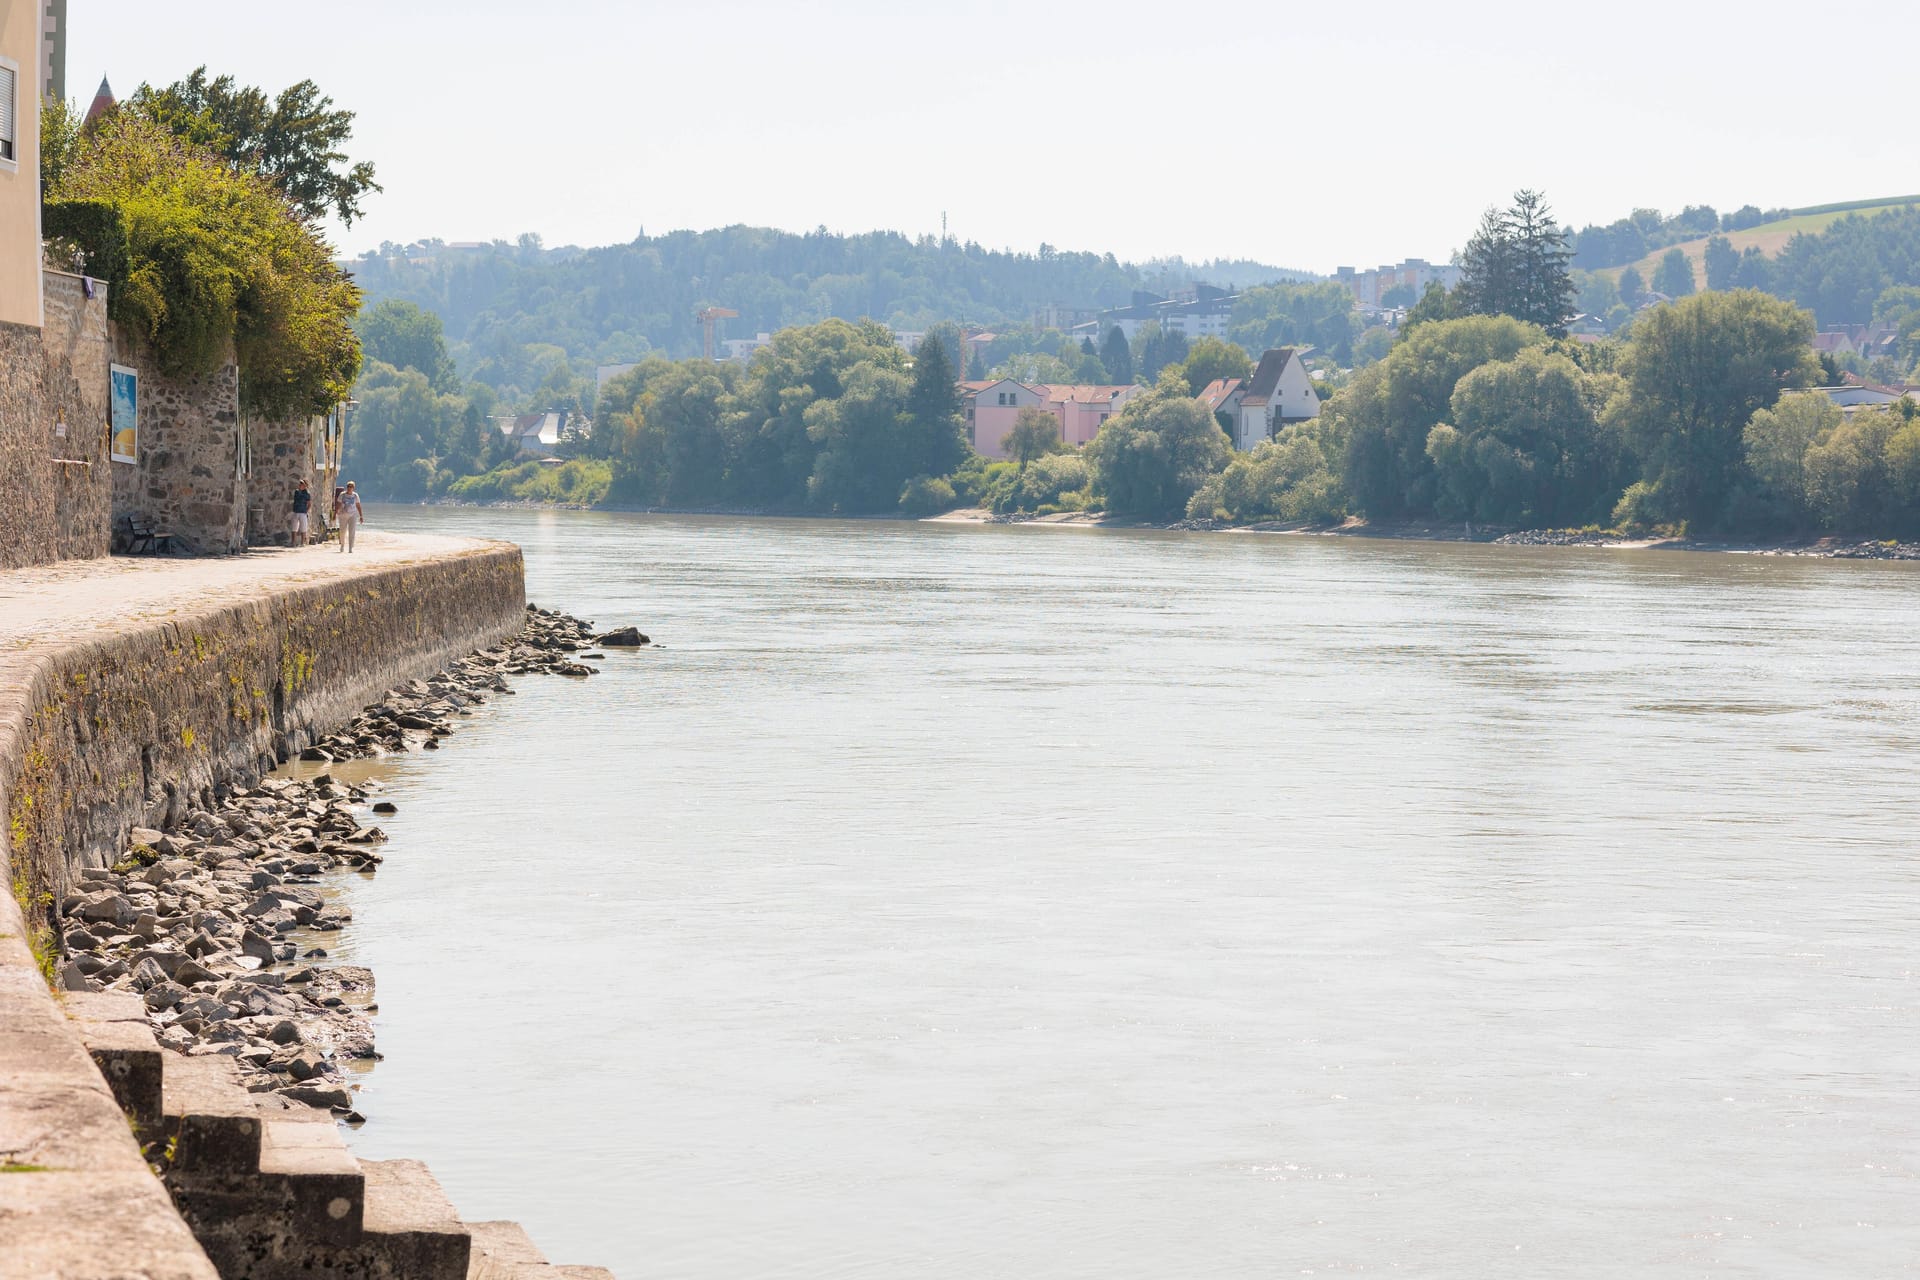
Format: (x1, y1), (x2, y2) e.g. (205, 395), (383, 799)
(51, 604), (646, 1122)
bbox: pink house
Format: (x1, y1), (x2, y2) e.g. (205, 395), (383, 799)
(961, 379), (1048, 459)
(960, 380), (1140, 459)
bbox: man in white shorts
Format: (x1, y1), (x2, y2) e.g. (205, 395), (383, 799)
(291, 480), (313, 546)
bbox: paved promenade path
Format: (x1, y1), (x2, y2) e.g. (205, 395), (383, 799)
(0, 531), (495, 651)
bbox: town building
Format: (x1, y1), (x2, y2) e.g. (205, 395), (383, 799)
(1197, 377), (1246, 429)
(721, 332), (773, 363)
(1232, 348), (1320, 450)
(958, 379), (1139, 459)
(495, 412), (574, 459)
(1334, 259), (1461, 307)
(39, 0), (65, 102)
(1076, 285), (1238, 345)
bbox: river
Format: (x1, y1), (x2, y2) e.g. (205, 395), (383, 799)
(328, 505), (1920, 1278)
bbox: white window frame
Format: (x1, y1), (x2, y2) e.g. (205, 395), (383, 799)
(0, 57), (20, 172)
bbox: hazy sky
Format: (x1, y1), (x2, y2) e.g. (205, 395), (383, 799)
(66, 1), (1920, 273)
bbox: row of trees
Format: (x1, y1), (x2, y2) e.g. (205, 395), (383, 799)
(1191, 292), (1919, 537)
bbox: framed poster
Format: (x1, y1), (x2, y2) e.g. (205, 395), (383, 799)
(109, 363), (139, 464)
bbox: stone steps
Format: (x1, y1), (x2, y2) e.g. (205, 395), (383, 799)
(68, 1004), (615, 1279)
(466, 1219), (616, 1280)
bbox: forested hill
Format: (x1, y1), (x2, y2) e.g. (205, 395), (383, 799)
(345, 225), (1312, 386)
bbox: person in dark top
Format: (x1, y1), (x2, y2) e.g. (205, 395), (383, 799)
(291, 480), (314, 546)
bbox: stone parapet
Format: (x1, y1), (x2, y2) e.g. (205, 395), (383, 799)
(0, 534), (526, 1278)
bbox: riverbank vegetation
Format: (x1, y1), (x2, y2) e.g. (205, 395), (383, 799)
(335, 182), (1920, 540)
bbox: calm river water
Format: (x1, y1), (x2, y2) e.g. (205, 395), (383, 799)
(330, 506), (1919, 1278)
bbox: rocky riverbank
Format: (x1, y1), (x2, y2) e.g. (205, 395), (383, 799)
(49, 604), (647, 1122)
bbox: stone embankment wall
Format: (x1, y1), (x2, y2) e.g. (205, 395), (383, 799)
(0, 541), (526, 1276)
(0, 271), (113, 569)
(5, 548), (526, 905)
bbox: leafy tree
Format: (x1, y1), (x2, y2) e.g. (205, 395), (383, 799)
(641, 358), (739, 506)
(1380, 282), (1418, 309)
(1802, 402), (1920, 533)
(1703, 235), (1739, 291)
(1618, 266), (1646, 308)
(805, 360), (918, 512)
(1005, 406), (1066, 470)
(1402, 281), (1459, 332)
(898, 474), (958, 516)
(129, 67), (380, 225)
(1424, 348), (1625, 525)
(727, 319), (903, 506)
(357, 300), (456, 388)
(1731, 247), (1776, 293)
(1653, 249), (1696, 297)
(39, 95), (80, 194)
(1337, 314), (1545, 517)
(1099, 326), (1134, 384)
(1607, 289), (1819, 527)
(1741, 390), (1841, 524)
(1179, 336), (1253, 396)
(986, 451), (1092, 514)
(1084, 370), (1231, 518)
(1186, 430), (1347, 524)
(45, 113), (362, 417)
(1572, 269), (1621, 318)
(1351, 325), (1396, 366)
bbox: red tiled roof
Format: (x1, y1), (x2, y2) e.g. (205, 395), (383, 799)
(1197, 378), (1243, 411)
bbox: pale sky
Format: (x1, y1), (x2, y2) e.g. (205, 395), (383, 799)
(65, 0), (1920, 274)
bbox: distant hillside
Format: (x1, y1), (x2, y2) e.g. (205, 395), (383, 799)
(347, 226), (1314, 392)
(1610, 195), (1920, 285)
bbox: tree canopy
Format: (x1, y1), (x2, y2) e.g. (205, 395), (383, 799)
(44, 113), (362, 417)
(129, 67), (381, 225)
(1455, 191), (1576, 336)
(1606, 289), (1819, 527)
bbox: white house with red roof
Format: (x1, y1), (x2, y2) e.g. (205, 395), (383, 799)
(1234, 348), (1319, 450)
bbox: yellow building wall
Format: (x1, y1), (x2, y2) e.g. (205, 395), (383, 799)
(0, 0), (43, 328)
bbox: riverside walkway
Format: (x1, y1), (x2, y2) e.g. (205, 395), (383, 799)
(0, 533), (520, 1280)
(0, 531), (489, 650)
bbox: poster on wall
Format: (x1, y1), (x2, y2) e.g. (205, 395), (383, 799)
(109, 363), (139, 464)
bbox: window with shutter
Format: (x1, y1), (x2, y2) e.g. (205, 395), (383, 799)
(0, 64), (16, 163)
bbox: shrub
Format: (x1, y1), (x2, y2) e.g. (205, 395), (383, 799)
(898, 474), (957, 516)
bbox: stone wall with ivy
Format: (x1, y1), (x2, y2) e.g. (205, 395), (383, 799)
(0, 271), (114, 569)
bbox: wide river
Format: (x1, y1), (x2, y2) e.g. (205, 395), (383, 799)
(332, 506), (1918, 1278)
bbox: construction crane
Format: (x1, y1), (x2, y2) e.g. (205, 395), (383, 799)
(697, 306), (739, 361)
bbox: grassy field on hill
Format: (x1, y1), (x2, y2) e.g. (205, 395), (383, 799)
(1610, 195), (1920, 286)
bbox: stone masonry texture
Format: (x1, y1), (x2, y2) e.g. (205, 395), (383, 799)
(109, 330), (248, 556)
(0, 271), (113, 570)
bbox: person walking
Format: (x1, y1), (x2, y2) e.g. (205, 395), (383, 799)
(334, 481), (365, 553)
(291, 480), (314, 547)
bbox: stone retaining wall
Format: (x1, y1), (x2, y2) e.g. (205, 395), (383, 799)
(109, 332), (248, 557)
(0, 271), (114, 570)
(0, 541), (526, 1276)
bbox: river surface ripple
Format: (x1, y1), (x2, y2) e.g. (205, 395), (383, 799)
(329, 506), (1920, 1278)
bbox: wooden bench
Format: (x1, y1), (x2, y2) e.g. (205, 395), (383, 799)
(119, 515), (174, 555)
